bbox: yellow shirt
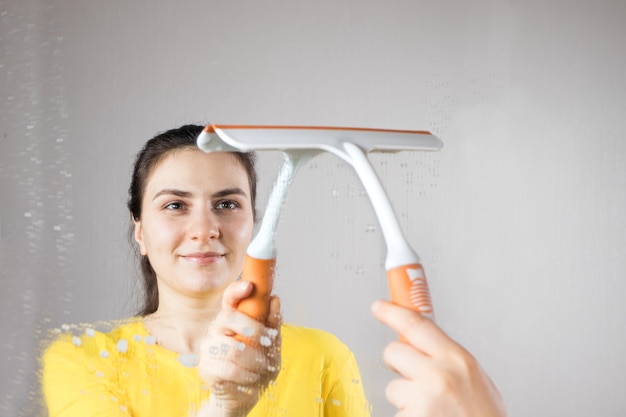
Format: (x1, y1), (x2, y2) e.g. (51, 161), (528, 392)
(42, 321), (371, 416)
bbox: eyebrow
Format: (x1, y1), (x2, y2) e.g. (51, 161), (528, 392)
(151, 188), (248, 201)
(212, 187), (248, 199)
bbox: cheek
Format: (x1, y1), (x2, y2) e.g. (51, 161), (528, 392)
(228, 217), (254, 247)
(141, 217), (182, 252)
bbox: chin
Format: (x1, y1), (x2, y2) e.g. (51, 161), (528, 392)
(185, 274), (236, 293)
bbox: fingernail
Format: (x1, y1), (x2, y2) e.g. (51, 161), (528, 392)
(236, 280), (251, 291)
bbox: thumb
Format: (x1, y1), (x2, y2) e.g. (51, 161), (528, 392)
(222, 280), (253, 310)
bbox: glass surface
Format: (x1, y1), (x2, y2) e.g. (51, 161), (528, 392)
(2, 1), (626, 416)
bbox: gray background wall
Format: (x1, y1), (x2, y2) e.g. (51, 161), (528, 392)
(1, 0), (625, 416)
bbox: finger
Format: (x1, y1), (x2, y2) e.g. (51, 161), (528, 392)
(252, 296), (281, 356)
(371, 300), (459, 358)
(385, 377), (415, 410)
(202, 334), (270, 374)
(383, 340), (430, 380)
(214, 311), (281, 356)
(262, 298), (282, 376)
(266, 296), (282, 329)
(206, 358), (262, 386)
(212, 309), (266, 343)
(209, 380), (261, 402)
(222, 280), (254, 310)
(387, 378), (438, 417)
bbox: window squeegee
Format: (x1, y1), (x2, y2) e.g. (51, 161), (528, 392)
(197, 125), (442, 323)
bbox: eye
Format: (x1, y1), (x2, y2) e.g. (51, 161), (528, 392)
(164, 201), (185, 210)
(215, 200), (241, 210)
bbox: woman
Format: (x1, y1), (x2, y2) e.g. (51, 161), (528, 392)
(42, 125), (371, 416)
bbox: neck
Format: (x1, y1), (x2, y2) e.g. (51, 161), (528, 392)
(144, 290), (224, 353)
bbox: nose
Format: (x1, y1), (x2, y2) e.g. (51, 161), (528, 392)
(189, 208), (220, 241)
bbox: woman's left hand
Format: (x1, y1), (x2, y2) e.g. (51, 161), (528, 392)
(197, 281), (282, 417)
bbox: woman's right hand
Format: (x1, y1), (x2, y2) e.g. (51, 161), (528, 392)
(197, 281), (282, 417)
(371, 300), (507, 417)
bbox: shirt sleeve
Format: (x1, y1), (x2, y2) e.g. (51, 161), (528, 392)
(41, 335), (131, 417)
(323, 350), (371, 417)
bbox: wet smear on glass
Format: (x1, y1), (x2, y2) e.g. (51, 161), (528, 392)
(1, 4), (76, 414)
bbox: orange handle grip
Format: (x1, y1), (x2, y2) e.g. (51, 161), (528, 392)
(237, 255), (276, 322)
(387, 263), (434, 318)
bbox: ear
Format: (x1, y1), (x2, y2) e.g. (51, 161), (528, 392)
(133, 219), (147, 256)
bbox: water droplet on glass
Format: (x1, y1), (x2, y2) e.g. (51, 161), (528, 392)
(237, 385), (252, 394)
(178, 353), (198, 367)
(116, 339), (128, 353)
(72, 336), (82, 346)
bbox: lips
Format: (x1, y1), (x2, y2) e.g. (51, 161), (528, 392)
(180, 252), (225, 266)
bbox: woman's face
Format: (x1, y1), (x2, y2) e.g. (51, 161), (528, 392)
(133, 148), (254, 300)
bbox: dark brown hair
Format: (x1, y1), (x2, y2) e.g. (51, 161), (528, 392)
(127, 124), (257, 316)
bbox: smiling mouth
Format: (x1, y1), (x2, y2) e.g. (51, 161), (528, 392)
(181, 253), (225, 265)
